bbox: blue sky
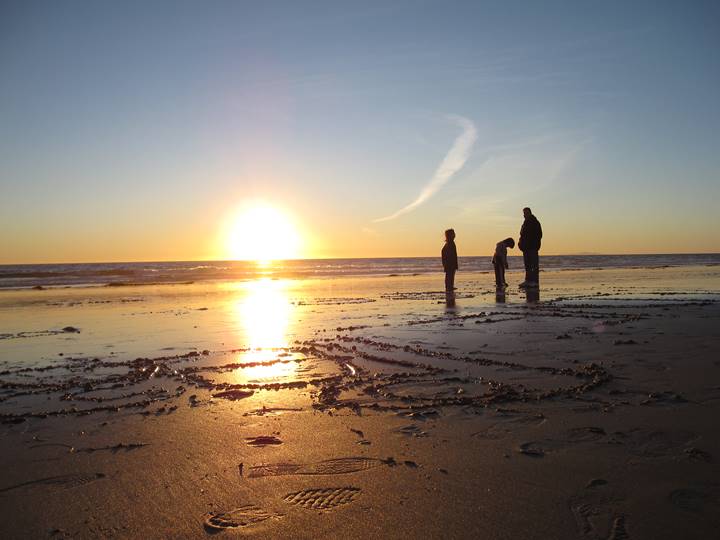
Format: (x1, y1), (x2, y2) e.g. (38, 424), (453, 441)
(1, 0), (719, 262)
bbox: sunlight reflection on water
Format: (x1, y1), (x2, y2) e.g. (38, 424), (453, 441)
(233, 278), (296, 382)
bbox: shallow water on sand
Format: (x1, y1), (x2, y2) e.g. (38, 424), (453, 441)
(2, 253), (719, 288)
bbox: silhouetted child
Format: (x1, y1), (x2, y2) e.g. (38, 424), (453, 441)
(492, 237), (515, 288)
(441, 229), (458, 292)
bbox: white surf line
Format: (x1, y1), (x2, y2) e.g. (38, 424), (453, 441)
(374, 115), (477, 222)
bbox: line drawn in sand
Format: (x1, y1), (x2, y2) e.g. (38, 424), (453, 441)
(0, 472), (106, 494)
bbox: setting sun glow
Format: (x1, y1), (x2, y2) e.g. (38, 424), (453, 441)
(226, 203), (301, 262)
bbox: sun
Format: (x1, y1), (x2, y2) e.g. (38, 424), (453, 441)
(226, 203), (301, 262)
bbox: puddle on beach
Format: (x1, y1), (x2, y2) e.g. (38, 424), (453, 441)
(0, 267), (718, 423)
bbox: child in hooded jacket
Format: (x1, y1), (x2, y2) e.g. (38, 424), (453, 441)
(492, 237), (515, 288)
(442, 229), (458, 292)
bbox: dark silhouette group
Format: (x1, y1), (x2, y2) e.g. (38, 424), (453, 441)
(442, 207), (543, 299)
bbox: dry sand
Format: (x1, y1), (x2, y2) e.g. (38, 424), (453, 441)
(1, 265), (719, 539)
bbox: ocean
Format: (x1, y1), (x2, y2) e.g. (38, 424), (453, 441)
(0, 254), (718, 289)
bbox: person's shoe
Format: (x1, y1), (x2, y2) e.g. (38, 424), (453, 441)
(525, 281), (539, 288)
(518, 281), (528, 288)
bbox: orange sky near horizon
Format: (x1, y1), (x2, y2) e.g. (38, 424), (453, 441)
(2, 197), (718, 265)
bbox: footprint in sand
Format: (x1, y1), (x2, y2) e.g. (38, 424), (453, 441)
(518, 441), (546, 457)
(569, 483), (630, 540)
(607, 516), (630, 540)
(395, 424), (428, 437)
(610, 428), (699, 458)
(248, 457), (385, 478)
(245, 435), (283, 447)
(475, 411), (546, 440)
(518, 426), (606, 457)
(0, 472), (106, 494)
(212, 389), (254, 400)
(639, 391), (688, 406)
(203, 505), (281, 531)
(669, 485), (720, 515)
(283, 487), (361, 510)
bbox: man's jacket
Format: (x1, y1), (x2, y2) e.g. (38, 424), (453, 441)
(519, 216), (542, 252)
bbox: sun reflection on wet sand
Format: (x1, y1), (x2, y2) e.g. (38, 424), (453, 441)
(234, 279), (297, 382)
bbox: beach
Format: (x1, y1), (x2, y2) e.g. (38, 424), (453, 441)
(1, 263), (719, 539)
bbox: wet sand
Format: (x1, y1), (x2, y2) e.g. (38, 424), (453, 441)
(1, 265), (719, 539)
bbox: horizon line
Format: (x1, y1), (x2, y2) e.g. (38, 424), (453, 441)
(2, 252), (719, 266)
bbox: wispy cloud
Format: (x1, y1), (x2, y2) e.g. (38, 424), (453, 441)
(448, 131), (592, 225)
(374, 115), (477, 222)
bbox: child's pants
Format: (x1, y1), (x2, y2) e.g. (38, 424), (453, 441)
(494, 262), (506, 287)
(445, 270), (455, 292)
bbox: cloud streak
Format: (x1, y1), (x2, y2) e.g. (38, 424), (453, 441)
(374, 115), (477, 222)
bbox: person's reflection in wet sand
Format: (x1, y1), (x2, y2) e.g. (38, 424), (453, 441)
(445, 290), (456, 308)
(495, 289), (506, 304)
(525, 288), (539, 304)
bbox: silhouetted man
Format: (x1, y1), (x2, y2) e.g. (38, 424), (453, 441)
(518, 207), (542, 288)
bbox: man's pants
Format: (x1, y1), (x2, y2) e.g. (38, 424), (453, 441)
(523, 251), (539, 283)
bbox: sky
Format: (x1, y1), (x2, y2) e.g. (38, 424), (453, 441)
(1, 0), (719, 263)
